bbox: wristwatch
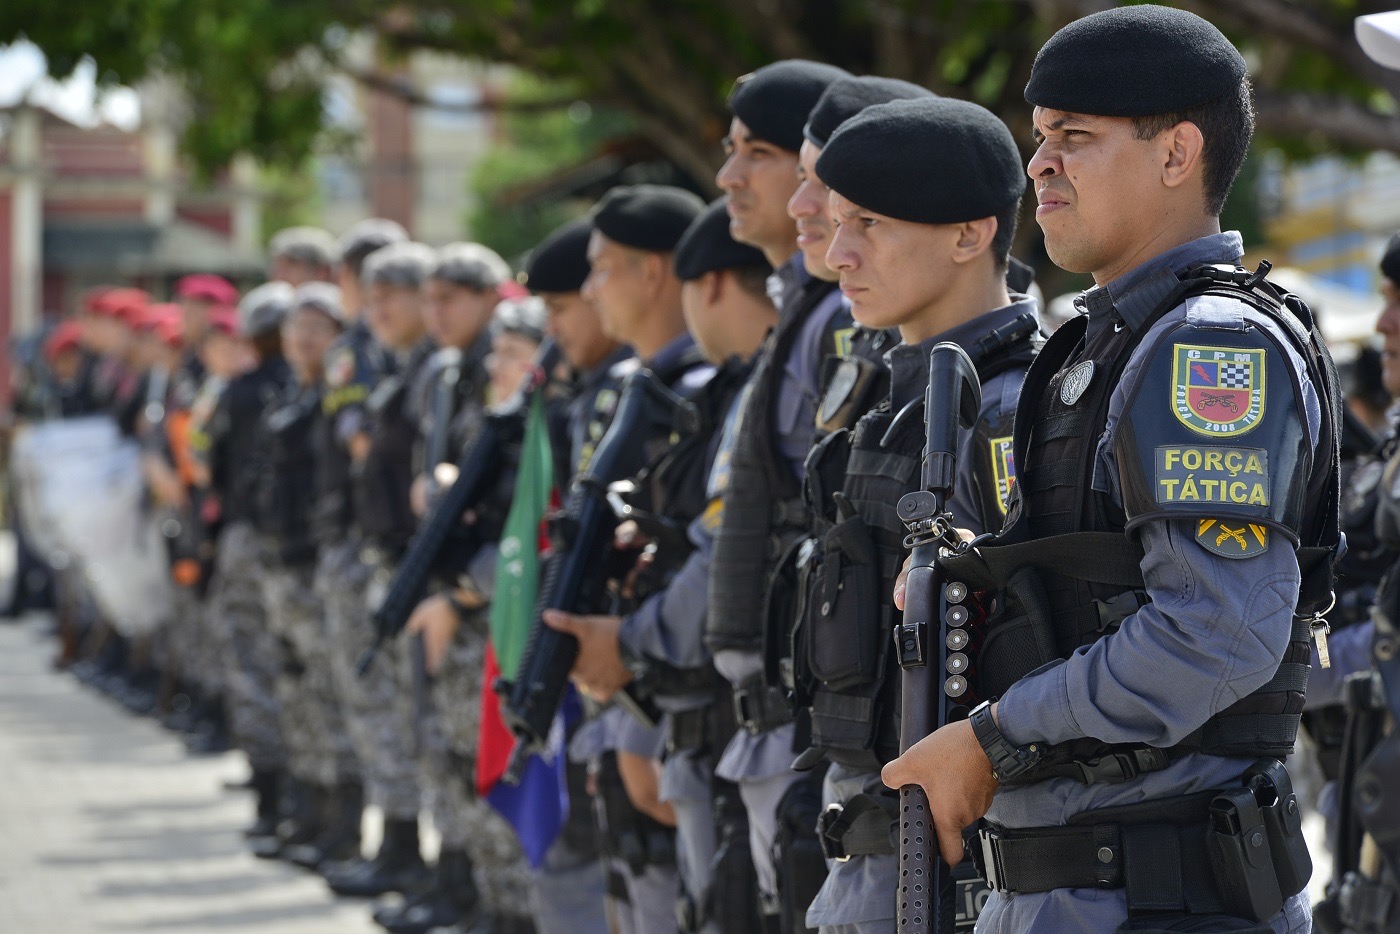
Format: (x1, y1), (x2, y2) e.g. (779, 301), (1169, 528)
(969, 700), (1043, 782)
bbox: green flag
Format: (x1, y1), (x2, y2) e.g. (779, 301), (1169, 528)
(489, 393), (555, 679)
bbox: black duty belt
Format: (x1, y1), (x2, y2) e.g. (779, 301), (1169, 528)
(667, 707), (710, 755)
(732, 675), (791, 736)
(975, 792), (1227, 915)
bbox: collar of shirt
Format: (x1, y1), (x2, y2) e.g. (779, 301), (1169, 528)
(765, 251), (808, 311)
(578, 345), (634, 393)
(885, 295), (1039, 411)
(645, 331), (697, 374)
(462, 327), (492, 369)
(1081, 230), (1245, 343)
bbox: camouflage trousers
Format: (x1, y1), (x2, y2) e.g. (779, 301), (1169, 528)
(261, 559), (358, 788)
(413, 606), (532, 916)
(210, 522), (285, 772)
(318, 542), (420, 820)
(164, 583), (224, 698)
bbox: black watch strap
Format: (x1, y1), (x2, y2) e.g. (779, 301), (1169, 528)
(970, 700), (1043, 782)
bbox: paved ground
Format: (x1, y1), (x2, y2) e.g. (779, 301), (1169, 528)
(0, 614), (383, 934)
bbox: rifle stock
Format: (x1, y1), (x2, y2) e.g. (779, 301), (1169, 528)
(357, 341), (560, 676)
(894, 342), (982, 934)
(497, 368), (685, 783)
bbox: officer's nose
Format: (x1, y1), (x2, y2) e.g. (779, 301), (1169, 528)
(825, 228), (855, 272)
(1026, 143), (1061, 183)
(716, 155), (742, 192)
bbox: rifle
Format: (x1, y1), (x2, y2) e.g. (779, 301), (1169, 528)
(893, 342), (983, 934)
(497, 368), (688, 783)
(357, 341), (560, 676)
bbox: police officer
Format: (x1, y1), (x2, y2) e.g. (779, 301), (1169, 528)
(269, 226), (338, 286)
(795, 93), (1035, 933)
(1302, 273), (1399, 822)
(323, 241), (438, 899)
(705, 58), (852, 929)
(517, 216), (623, 934)
(538, 184), (710, 934)
(251, 282), (364, 869)
(197, 282), (295, 852)
(547, 197), (774, 934)
(883, 7), (1337, 932)
(376, 241), (530, 934)
(167, 303), (245, 753)
(311, 218), (404, 882)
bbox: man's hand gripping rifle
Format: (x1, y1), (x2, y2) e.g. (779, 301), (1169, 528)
(496, 368), (688, 784)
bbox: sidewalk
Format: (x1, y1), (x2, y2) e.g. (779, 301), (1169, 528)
(0, 615), (380, 934)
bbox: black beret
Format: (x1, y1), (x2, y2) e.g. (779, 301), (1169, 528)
(1025, 5), (1246, 117)
(816, 97), (1024, 224)
(591, 184), (706, 253)
(1383, 231), (1400, 285)
(804, 76), (935, 149)
(523, 218), (592, 294)
(729, 60), (851, 152)
(674, 199), (773, 282)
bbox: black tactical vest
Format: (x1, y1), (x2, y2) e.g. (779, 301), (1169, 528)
(209, 356), (291, 526)
(706, 278), (841, 654)
(256, 385), (322, 566)
(355, 340), (435, 556)
(946, 265), (1343, 784)
(312, 322), (391, 548)
(790, 316), (1038, 769)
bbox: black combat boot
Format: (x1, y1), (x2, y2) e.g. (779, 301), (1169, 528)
(286, 779), (361, 869)
(243, 769), (281, 846)
(325, 817), (429, 897)
(262, 778), (325, 861)
(374, 846), (479, 933)
(183, 697), (231, 755)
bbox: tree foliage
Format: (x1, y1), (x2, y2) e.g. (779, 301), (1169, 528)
(5, 0), (1397, 182)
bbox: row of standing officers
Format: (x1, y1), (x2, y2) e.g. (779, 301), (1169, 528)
(25, 4), (1400, 933)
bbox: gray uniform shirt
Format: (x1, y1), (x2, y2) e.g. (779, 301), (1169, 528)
(983, 232), (1317, 933)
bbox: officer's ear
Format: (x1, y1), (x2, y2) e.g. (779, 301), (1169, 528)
(638, 251), (670, 293)
(704, 270), (725, 306)
(1160, 120), (1206, 193)
(950, 216), (998, 266)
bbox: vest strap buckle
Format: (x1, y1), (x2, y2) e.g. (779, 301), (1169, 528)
(1093, 590), (1148, 633)
(1071, 745), (1171, 784)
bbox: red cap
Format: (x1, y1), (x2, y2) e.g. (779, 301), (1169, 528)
(176, 273), (239, 306)
(134, 301), (179, 331)
(497, 280), (530, 301)
(43, 321), (84, 360)
(205, 304), (241, 337)
(89, 287), (150, 326)
(155, 314), (186, 349)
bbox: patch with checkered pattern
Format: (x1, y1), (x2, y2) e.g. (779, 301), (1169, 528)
(1171, 343), (1265, 436)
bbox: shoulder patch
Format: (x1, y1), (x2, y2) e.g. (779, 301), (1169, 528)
(593, 389), (618, 421)
(327, 347), (356, 390)
(989, 435), (1016, 515)
(1171, 343), (1265, 437)
(1194, 517), (1269, 558)
(832, 327), (855, 358)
